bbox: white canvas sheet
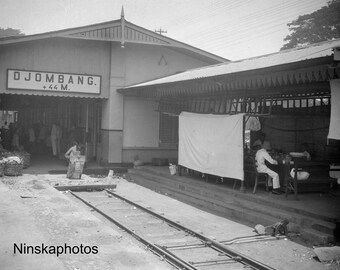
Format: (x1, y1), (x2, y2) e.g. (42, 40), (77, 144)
(328, 79), (340, 140)
(179, 112), (244, 181)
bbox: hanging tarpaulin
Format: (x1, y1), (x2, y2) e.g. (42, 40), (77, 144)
(178, 112), (244, 181)
(328, 79), (340, 140)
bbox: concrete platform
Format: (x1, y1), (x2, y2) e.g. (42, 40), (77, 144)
(128, 165), (340, 246)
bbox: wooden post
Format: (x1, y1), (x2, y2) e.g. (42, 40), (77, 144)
(85, 102), (89, 161)
(240, 114), (246, 193)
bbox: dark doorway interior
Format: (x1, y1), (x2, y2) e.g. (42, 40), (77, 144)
(0, 94), (101, 161)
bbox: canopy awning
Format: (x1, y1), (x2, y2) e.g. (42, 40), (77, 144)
(118, 39), (340, 99)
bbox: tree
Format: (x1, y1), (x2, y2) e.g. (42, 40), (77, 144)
(0, 27), (25, 38)
(281, 0), (340, 50)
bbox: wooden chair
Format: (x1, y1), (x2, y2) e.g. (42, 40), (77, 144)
(253, 171), (269, 194)
(244, 155), (269, 193)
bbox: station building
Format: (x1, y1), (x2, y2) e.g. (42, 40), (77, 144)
(0, 11), (225, 164)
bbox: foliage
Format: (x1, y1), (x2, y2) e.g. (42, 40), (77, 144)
(0, 27), (25, 38)
(281, 0), (340, 50)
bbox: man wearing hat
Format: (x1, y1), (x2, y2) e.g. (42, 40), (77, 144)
(255, 141), (282, 194)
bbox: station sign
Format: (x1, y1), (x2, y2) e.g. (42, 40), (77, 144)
(7, 69), (101, 94)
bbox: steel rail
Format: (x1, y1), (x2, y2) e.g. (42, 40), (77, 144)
(105, 189), (276, 270)
(70, 191), (198, 270)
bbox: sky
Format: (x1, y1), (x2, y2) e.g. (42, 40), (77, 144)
(0, 0), (330, 60)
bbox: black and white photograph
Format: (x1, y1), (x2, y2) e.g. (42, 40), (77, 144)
(0, 0), (339, 269)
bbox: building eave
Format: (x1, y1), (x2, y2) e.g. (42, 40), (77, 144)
(117, 56), (338, 99)
(117, 39), (340, 99)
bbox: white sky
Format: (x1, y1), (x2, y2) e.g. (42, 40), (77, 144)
(0, 0), (330, 60)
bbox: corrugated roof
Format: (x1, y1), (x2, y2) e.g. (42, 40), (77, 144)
(123, 39), (340, 89)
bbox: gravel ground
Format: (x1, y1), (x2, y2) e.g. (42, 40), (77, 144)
(1, 172), (339, 270)
(0, 174), (173, 270)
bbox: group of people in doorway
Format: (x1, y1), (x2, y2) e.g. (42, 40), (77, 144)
(0, 121), (82, 159)
(0, 122), (24, 151)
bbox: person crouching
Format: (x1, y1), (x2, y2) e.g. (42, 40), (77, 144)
(64, 141), (80, 179)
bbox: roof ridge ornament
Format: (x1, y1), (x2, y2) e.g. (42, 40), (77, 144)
(121, 6), (125, 18)
(121, 6), (125, 48)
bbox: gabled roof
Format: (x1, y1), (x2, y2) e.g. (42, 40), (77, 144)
(0, 15), (226, 63)
(121, 38), (340, 90)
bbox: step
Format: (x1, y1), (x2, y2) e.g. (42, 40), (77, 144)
(129, 172), (335, 245)
(130, 171), (278, 227)
(129, 168), (335, 230)
(133, 172), (301, 233)
(130, 167), (337, 223)
(235, 198), (336, 235)
(299, 228), (334, 246)
(311, 220), (337, 235)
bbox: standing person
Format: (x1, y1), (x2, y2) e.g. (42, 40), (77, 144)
(255, 142), (281, 194)
(64, 141), (80, 178)
(37, 124), (47, 154)
(68, 126), (76, 147)
(3, 121), (9, 130)
(56, 123), (62, 158)
(11, 128), (20, 151)
(45, 124), (52, 155)
(4, 123), (14, 150)
(0, 124), (7, 148)
(28, 125), (36, 153)
(50, 122), (59, 157)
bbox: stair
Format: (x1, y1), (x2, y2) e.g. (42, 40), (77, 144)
(128, 167), (336, 246)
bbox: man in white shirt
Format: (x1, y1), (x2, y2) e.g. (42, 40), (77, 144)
(255, 142), (281, 194)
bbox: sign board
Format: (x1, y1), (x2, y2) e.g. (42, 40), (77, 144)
(7, 69), (101, 94)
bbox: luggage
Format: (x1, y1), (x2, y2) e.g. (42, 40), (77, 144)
(67, 155), (85, 179)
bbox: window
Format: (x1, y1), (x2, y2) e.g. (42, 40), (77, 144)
(159, 113), (178, 147)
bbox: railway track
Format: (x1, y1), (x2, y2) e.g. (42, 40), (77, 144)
(70, 189), (277, 270)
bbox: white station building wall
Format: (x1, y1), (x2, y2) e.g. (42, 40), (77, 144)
(119, 44), (214, 163)
(123, 97), (159, 148)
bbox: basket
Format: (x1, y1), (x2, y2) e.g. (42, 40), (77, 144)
(0, 163), (4, 177)
(4, 163), (23, 176)
(11, 151), (31, 169)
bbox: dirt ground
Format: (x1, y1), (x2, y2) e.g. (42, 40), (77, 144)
(0, 172), (339, 270)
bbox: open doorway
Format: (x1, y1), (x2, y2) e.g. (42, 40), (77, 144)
(0, 94), (102, 162)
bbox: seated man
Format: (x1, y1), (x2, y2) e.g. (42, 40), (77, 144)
(255, 142), (282, 194)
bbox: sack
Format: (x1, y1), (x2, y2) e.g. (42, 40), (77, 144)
(290, 168), (310, 180)
(67, 159), (84, 179)
(169, 164), (177, 176)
